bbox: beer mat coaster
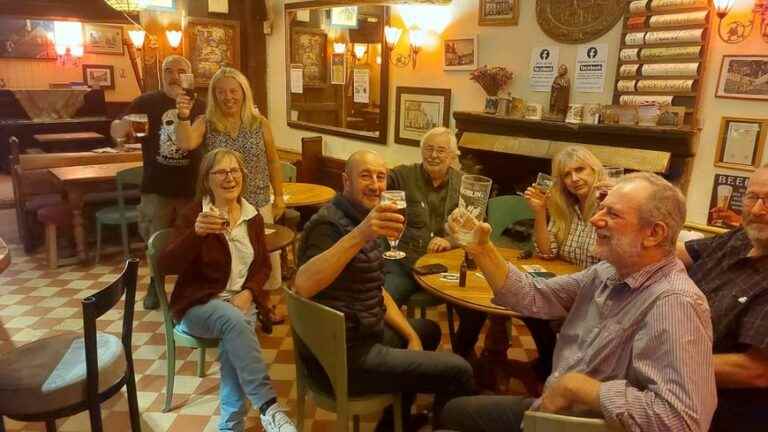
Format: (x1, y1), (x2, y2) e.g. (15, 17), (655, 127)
(265, 228), (275, 235)
(440, 273), (459, 282)
(521, 264), (547, 272)
(91, 147), (118, 153)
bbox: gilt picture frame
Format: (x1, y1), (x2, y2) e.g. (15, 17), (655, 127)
(184, 17), (241, 87)
(479, 0), (519, 26)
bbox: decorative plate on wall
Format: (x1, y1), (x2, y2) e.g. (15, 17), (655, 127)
(536, 0), (625, 44)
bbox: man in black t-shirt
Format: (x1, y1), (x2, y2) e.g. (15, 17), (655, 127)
(111, 55), (205, 309)
(677, 164), (768, 431)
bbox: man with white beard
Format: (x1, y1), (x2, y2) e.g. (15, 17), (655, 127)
(677, 164), (768, 432)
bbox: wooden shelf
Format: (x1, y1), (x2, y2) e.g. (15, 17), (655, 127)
(622, 23), (708, 34)
(618, 75), (699, 80)
(618, 91), (697, 96)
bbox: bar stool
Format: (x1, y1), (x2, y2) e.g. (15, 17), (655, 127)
(36, 204), (74, 270)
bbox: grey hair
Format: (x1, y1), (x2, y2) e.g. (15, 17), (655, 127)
(616, 172), (686, 251)
(420, 127), (458, 154)
(161, 54), (191, 71)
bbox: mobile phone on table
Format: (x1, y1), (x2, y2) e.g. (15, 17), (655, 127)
(413, 263), (448, 276)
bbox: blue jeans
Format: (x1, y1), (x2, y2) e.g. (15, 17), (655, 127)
(177, 299), (277, 432)
(441, 395), (534, 432)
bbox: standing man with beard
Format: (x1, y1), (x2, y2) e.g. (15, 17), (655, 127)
(677, 164), (768, 431)
(442, 172), (716, 432)
(111, 55), (205, 309)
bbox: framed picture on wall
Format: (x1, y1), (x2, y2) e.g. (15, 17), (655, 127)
(395, 87), (451, 146)
(184, 17), (240, 87)
(0, 18), (56, 59)
(291, 27), (327, 86)
(443, 35), (478, 71)
(83, 23), (124, 55)
(479, 0), (519, 26)
(715, 55), (768, 101)
(82, 64), (115, 90)
(330, 6), (358, 27)
(714, 117), (767, 171)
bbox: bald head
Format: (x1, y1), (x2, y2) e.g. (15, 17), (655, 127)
(343, 150), (387, 210)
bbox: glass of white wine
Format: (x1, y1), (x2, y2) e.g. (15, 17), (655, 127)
(380, 190), (406, 260)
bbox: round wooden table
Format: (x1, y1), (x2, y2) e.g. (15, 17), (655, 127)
(0, 238), (9, 274)
(282, 182), (336, 207)
(265, 223), (296, 253)
(414, 247), (579, 394)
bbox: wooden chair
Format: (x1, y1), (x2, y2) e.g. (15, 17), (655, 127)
(523, 411), (624, 432)
(146, 229), (219, 413)
(487, 195), (535, 247)
(284, 287), (403, 432)
(0, 259), (141, 431)
(94, 166), (142, 264)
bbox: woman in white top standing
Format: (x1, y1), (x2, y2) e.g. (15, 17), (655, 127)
(174, 67), (286, 322)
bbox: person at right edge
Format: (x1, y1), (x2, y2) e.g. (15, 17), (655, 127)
(111, 55), (205, 310)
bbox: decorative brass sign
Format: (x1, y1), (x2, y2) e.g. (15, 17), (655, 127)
(536, 0), (625, 44)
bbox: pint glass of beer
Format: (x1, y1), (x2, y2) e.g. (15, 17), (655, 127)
(180, 73), (196, 98)
(452, 175), (493, 246)
(125, 113), (149, 138)
(381, 190), (407, 260)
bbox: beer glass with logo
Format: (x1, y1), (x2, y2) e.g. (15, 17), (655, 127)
(711, 184), (734, 225)
(534, 173), (554, 194)
(180, 73), (196, 99)
(125, 113), (148, 138)
(381, 190), (407, 260)
(596, 167), (625, 202)
(453, 175), (493, 246)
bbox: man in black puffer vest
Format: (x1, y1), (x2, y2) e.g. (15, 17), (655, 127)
(295, 150), (474, 431)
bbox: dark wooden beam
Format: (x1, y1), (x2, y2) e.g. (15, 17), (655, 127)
(0, 0), (133, 22)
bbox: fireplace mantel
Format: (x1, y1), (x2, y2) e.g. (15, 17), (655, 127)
(453, 111), (698, 192)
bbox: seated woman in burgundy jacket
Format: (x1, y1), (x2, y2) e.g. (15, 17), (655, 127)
(158, 148), (296, 432)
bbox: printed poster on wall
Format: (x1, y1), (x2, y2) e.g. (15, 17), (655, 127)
(290, 64), (303, 94)
(353, 68), (370, 103)
(707, 173), (750, 228)
(529, 46), (559, 92)
(574, 43), (607, 93)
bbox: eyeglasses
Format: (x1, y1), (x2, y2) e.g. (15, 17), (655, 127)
(423, 146), (450, 157)
(743, 193), (767, 208)
(209, 168), (242, 179)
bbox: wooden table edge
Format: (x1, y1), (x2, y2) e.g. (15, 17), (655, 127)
(413, 272), (520, 317)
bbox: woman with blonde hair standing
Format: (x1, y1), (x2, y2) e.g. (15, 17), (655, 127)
(524, 145), (605, 268)
(175, 67), (286, 323)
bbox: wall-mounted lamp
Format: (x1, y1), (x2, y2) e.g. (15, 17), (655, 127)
(353, 43), (367, 60)
(166, 30), (183, 49)
(333, 42), (347, 54)
(53, 21), (83, 67)
(128, 29), (146, 48)
(714, 0), (768, 43)
(385, 25), (426, 69)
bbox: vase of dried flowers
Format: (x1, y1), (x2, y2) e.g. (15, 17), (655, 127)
(470, 65), (514, 114)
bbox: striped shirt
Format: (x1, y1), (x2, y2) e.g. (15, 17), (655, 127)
(493, 255), (716, 431)
(537, 206), (599, 269)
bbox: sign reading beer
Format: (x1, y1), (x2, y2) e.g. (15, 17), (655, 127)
(707, 173), (750, 228)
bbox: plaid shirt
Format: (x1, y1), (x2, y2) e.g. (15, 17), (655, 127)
(537, 206), (599, 269)
(685, 229), (768, 353)
(494, 256), (716, 431)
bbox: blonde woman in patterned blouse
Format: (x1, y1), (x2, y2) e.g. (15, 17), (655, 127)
(524, 146), (605, 269)
(175, 67), (286, 321)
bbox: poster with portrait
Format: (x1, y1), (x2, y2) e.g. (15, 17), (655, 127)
(395, 87), (451, 146)
(574, 43), (607, 93)
(331, 53), (345, 84)
(0, 18), (55, 59)
(529, 46), (559, 92)
(707, 173), (750, 228)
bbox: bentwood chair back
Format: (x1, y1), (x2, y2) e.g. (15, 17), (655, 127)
(147, 229), (219, 413)
(523, 410), (624, 432)
(284, 287), (402, 432)
(0, 259), (141, 431)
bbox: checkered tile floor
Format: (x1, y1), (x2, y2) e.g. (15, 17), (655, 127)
(0, 244), (538, 431)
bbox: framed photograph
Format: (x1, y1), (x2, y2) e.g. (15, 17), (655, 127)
(715, 55), (768, 101)
(657, 106), (686, 128)
(395, 87), (451, 146)
(83, 23), (124, 55)
(184, 17), (240, 87)
(330, 6), (358, 27)
(82, 64), (115, 90)
(443, 35), (478, 71)
(479, 0), (519, 26)
(291, 27), (327, 87)
(714, 117), (767, 171)
(0, 18), (56, 59)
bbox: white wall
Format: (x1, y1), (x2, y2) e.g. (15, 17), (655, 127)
(266, 0), (768, 225)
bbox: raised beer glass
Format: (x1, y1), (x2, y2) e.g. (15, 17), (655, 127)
(180, 73), (196, 99)
(125, 113), (148, 138)
(453, 175), (493, 246)
(381, 190), (407, 260)
(596, 166), (624, 203)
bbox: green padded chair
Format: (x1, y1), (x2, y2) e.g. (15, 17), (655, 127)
(94, 166), (142, 264)
(284, 287), (403, 432)
(487, 195), (536, 248)
(147, 229), (219, 413)
(281, 161), (297, 182)
(523, 411), (624, 432)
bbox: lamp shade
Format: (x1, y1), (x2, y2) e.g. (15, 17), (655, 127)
(713, 0), (734, 17)
(104, 0), (147, 12)
(128, 29), (146, 47)
(166, 30), (182, 49)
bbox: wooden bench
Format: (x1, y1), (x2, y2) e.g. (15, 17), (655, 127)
(32, 131), (107, 153)
(9, 136), (142, 253)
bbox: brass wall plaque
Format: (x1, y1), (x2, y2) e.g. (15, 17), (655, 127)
(536, 0), (625, 44)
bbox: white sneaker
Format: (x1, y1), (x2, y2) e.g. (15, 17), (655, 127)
(260, 403), (297, 432)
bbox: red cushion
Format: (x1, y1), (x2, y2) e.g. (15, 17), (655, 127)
(37, 205), (73, 225)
